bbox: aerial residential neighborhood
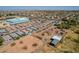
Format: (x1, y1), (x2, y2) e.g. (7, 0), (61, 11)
(0, 9), (79, 53)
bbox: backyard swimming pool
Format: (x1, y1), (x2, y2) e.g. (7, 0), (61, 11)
(6, 17), (30, 25)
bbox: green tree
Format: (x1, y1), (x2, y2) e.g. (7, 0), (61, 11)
(57, 21), (70, 29)
(0, 37), (4, 46)
(15, 36), (20, 40)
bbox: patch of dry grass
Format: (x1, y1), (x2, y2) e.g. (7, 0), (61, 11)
(58, 30), (79, 53)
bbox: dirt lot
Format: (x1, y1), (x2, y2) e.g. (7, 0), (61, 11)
(0, 35), (43, 53)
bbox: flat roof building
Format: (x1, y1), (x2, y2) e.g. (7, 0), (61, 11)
(6, 17), (30, 25)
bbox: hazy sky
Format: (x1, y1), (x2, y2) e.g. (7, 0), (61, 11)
(0, 6), (79, 10)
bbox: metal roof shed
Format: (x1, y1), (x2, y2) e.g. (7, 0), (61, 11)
(15, 30), (24, 36)
(0, 29), (6, 33)
(50, 35), (62, 46)
(2, 35), (13, 43)
(10, 33), (19, 38)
